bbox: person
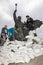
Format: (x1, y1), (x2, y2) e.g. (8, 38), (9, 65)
(25, 15), (34, 31)
(8, 27), (14, 41)
(13, 7), (24, 41)
(1, 25), (8, 41)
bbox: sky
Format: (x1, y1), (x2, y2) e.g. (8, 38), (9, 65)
(0, 0), (43, 32)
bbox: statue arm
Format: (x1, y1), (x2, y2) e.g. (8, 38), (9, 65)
(13, 10), (17, 22)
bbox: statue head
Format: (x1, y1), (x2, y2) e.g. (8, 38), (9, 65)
(18, 16), (21, 21)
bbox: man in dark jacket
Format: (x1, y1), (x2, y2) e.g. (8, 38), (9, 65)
(13, 9), (24, 41)
(25, 15), (34, 31)
(1, 25), (8, 41)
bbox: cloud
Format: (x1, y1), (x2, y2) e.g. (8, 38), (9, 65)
(0, 0), (14, 32)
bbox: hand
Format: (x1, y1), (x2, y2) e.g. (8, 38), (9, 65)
(15, 3), (17, 6)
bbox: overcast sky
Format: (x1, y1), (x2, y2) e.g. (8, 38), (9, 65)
(0, 0), (43, 32)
